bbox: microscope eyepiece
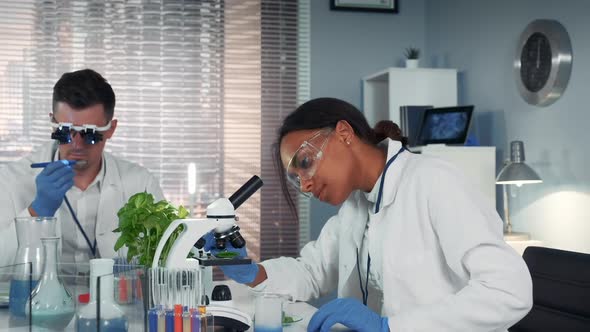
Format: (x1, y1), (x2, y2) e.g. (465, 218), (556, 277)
(229, 175), (263, 209)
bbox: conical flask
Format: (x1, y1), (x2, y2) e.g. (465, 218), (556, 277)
(26, 236), (75, 331)
(76, 259), (128, 332)
(9, 217), (56, 318)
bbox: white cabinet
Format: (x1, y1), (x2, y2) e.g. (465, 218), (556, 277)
(362, 67), (496, 209)
(362, 67), (458, 126)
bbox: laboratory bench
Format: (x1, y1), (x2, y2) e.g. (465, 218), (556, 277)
(0, 279), (351, 331)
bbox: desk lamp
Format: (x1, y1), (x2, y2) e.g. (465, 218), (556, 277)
(496, 141), (542, 241)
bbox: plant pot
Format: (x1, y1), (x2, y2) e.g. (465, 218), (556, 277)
(405, 59), (419, 68)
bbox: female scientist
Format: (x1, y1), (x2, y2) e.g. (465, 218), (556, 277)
(206, 97), (533, 332)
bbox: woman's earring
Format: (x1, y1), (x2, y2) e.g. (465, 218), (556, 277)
(346, 140), (351, 145)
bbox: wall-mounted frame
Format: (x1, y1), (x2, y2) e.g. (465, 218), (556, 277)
(330, 0), (398, 13)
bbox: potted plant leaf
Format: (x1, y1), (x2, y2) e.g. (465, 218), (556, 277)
(113, 192), (189, 267)
(404, 47), (420, 68)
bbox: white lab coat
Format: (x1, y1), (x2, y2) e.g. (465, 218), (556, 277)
(259, 139), (533, 332)
(0, 142), (165, 268)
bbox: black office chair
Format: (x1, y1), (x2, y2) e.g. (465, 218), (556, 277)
(509, 246), (590, 332)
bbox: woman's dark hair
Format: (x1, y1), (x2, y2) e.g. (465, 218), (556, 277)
(52, 68), (116, 121)
(273, 97), (407, 216)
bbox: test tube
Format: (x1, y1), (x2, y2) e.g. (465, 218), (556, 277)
(198, 267), (206, 307)
(199, 266), (210, 326)
(191, 310), (200, 332)
(201, 313), (214, 332)
(195, 303), (209, 332)
(118, 275), (129, 303)
(174, 304), (183, 332)
(136, 270), (143, 301)
(126, 272), (133, 303)
(183, 310), (191, 332)
(157, 308), (166, 332)
(148, 307), (158, 332)
(166, 309), (174, 332)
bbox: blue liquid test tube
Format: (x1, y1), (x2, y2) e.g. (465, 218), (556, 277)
(148, 308), (158, 332)
(166, 309), (174, 332)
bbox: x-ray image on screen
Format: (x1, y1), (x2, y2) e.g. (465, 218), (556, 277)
(417, 106), (473, 145)
(422, 112), (468, 139)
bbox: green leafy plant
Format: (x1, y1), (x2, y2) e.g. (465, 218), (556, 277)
(404, 47), (420, 59)
(113, 192), (189, 266)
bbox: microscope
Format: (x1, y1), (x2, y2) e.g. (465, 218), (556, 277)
(151, 175), (263, 331)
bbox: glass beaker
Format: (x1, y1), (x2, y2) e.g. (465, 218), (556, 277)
(76, 258), (128, 332)
(9, 217), (56, 318)
(26, 237), (75, 331)
(254, 293), (283, 332)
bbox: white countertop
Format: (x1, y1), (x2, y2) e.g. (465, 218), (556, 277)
(0, 279), (351, 331)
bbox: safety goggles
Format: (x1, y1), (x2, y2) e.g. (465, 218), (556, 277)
(50, 118), (112, 145)
(286, 129), (332, 197)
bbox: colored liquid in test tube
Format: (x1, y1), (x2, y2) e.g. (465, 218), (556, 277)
(135, 272), (143, 301)
(190, 311), (213, 332)
(202, 313), (214, 332)
(191, 310), (200, 332)
(158, 309), (166, 332)
(148, 308), (158, 332)
(166, 310), (174, 332)
(117, 275), (129, 303)
(174, 305), (182, 332)
(183, 311), (191, 331)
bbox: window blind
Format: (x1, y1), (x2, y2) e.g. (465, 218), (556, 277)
(0, 0), (310, 269)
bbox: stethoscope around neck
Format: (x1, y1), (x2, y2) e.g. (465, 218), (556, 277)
(356, 145), (405, 306)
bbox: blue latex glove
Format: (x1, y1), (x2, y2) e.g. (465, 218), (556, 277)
(31, 160), (75, 217)
(307, 298), (389, 332)
(203, 231), (259, 284)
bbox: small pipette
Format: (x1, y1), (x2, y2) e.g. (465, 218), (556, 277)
(30, 160), (78, 168)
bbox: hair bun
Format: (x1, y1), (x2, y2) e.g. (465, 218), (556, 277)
(373, 120), (408, 146)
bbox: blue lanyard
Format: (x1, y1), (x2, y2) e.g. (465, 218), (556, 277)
(53, 150), (98, 258)
(375, 146), (406, 214)
(357, 145), (406, 306)
(356, 248), (371, 306)
(64, 195), (97, 258)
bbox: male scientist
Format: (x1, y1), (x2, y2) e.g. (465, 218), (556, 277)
(0, 69), (164, 271)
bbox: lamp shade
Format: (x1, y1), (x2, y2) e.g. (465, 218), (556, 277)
(496, 141), (542, 185)
(496, 163), (542, 185)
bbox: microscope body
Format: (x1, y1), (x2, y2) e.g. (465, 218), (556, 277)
(152, 174), (262, 269)
(151, 197), (242, 270)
